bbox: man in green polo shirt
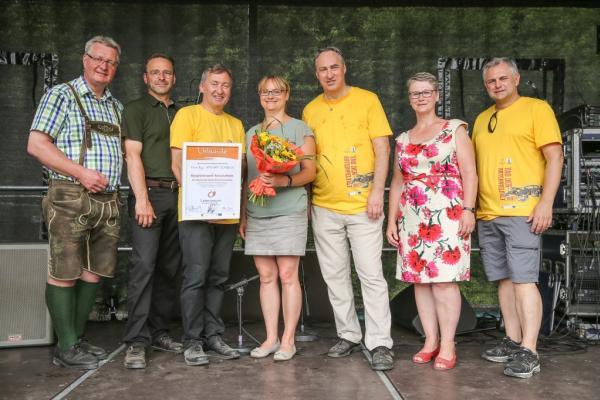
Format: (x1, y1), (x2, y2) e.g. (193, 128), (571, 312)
(121, 53), (183, 369)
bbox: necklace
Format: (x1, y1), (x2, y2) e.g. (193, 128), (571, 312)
(323, 86), (351, 112)
(261, 115), (288, 131)
(323, 95), (335, 112)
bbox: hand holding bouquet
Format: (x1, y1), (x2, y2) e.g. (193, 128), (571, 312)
(248, 130), (304, 206)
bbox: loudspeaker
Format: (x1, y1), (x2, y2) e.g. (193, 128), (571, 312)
(222, 252), (333, 322)
(0, 244), (53, 347)
(390, 284), (477, 336)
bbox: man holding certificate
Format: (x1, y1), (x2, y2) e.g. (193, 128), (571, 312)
(170, 64), (245, 366)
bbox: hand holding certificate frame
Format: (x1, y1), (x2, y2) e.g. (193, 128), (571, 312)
(182, 142), (242, 221)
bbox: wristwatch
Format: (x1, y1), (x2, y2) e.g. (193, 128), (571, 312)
(462, 206), (476, 213)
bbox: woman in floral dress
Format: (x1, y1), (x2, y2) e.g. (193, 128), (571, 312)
(386, 72), (477, 370)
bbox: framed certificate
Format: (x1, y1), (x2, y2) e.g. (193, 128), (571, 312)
(181, 142), (242, 220)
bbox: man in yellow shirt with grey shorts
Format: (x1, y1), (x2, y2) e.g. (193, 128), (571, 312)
(473, 58), (563, 379)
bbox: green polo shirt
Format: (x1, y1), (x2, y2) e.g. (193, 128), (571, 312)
(121, 93), (180, 179)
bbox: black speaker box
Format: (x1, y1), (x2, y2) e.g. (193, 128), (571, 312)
(221, 252), (333, 322)
(390, 284), (477, 336)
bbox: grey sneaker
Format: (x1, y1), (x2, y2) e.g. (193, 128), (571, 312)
(184, 342), (209, 366)
(124, 343), (147, 369)
(206, 336), (240, 360)
(503, 348), (541, 379)
(371, 346), (394, 371)
(152, 335), (183, 354)
(78, 336), (108, 360)
(481, 337), (521, 363)
(53, 344), (99, 370)
(327, 338), (361, 358)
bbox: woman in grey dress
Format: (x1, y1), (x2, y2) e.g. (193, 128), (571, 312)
(240, 75), (316, 361)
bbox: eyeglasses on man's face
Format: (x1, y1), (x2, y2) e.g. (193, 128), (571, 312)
(408, 89), (436, 99)
(488, 111), (498, 133)
(259, 89), (286, 97)
(146, 69), (174, 78)
(86, 53), (119, 68)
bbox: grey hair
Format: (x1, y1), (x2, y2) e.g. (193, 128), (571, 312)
(84, 35), (121, 58)
(482, 57), (519, 80)
(406, 72), (439, 91)
(200, 63), (233, 84)
(314, 46), (345, 67)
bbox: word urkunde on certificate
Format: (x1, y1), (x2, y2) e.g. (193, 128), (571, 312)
(181, 142), (242, 220)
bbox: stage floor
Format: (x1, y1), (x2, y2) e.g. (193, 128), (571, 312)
(1, 320), (598, 400)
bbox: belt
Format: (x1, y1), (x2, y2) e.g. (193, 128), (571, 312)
(403, 173), (460, 192)
(49, 179), (118, 193)
(146, 178), (179, 190)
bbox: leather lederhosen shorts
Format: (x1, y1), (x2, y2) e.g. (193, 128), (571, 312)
(43, 180), (121, 280)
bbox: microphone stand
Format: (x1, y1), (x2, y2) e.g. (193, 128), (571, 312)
(295, 259), (319, 342)
(225, 274), (260, 354)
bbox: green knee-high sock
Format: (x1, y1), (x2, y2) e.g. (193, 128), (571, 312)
(45, 284), (77, 351)
(74, 280), (100, 338)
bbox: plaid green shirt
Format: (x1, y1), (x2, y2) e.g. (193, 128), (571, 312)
(30, 76), (123, 190)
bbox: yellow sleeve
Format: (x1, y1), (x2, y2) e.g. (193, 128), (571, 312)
(302, 101), (316, 131)
(533, 101), (562, 148)
(237, 119), (246, 154)
(170, 107), (193, 149)
(302, 106), (312, 129)
(367, 94), (392, 139)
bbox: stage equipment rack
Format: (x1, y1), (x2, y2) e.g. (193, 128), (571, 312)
(559, 127), (600, 212)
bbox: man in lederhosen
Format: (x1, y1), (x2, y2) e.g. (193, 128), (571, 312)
(27, 35), (123, 369)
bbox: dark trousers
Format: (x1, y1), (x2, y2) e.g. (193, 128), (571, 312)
(123, 188), (181, 345)
(178, 221), (237, 348)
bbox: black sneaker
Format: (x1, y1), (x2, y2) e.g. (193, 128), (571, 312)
(152, 335), (183, 354)
(481, 337), (521, 363)
(503, 348), (541, 379)
(327, 338), (361, 358)
(124, 343), (147, 369)
(184, 341), (209, 366)
(53, 344), (99, 370)
(78, 336), (108, 360)
(206, 336), (240, 360)
(371, 346), (394, 371)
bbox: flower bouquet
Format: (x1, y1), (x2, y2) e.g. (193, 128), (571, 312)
(248, 130), (304, 206)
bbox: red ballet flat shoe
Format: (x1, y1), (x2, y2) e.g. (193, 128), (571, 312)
(412, 347), (440, 364)
(433, 354), (457, 370)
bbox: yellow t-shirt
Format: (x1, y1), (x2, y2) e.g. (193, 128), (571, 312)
(472, 97), (562, 220)
(302, 87), (392, 214)
(170, 104), (245, 223)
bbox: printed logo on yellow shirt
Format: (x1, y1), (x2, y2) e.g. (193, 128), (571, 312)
(342, 146), (374, 196)
(497, 157), (542, 209)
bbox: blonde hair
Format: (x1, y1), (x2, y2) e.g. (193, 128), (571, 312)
(257, 75), (291, 95)
(406, 72), (439, 91)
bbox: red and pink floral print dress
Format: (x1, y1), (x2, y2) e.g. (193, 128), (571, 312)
(395, 119), (471, 283)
